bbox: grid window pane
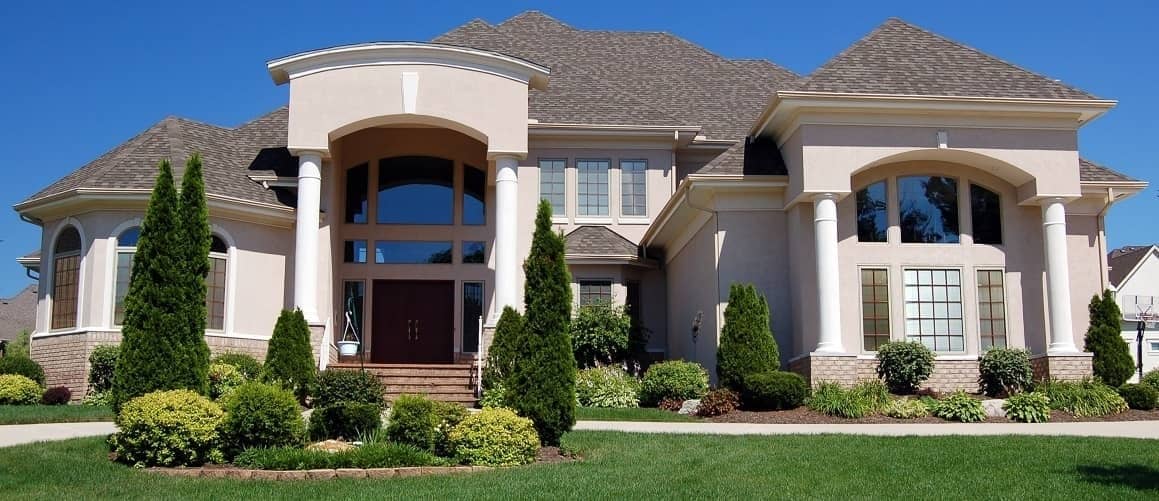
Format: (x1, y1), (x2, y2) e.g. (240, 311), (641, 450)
(51, 254), (79, 329)
(579, 280), (613, 306)
(976, 270), (1008, 350)
(114, 252), (134, 325)
(462, 282), (484, 353)
(577, 160), (609, 216)
(620, 160), (647, 217)
(903, 268), (964, 352)
(539, 159), (566, 216)
(861, 268), (890, 351)
(205, 256), (227, 330)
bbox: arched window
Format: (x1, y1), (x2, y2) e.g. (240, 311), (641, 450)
(51, 226), (82, 329)
(970, 184), (1002, 245)
(205, 235), (229, 330)
(376, 156), (454, 225)
(898, 176), (959, 243)
(112, 226), (141, 325)
(463, 164), (486, 225)
(856, 181), (888, 242)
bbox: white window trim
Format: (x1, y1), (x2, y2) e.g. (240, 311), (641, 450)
(857, 265), (891, 354)
(107, 218), (143, 328)
(47, 219), (87, 333)
(576, 158), (611, 218)
(619, 159), (648, 218)
(901, 266), (968, 354)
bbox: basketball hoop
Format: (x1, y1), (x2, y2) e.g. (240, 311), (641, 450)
(1136, 303), (1157, 327)
(1134, 303), (1155, 382)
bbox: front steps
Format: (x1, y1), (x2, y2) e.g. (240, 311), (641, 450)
(329, 363), (478, 405)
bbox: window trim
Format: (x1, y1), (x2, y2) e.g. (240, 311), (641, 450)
(576, 158), (611, 217)
(619, 159), (648, 218)
(858, 266), (892, 353)
(461, 281), (485, 353)
(49, 223), (85, 332)
(974, 267), (1009, 351)
(901, 266), (967, 353)
(578, 279), (615, 307)
(538, 158), (568, 219)
(111, 224), (142, 327)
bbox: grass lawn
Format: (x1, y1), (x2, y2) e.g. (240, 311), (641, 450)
(0, 405), (114, 425)
(1, 432), (1157, 499)
(576, 407), (698, 422)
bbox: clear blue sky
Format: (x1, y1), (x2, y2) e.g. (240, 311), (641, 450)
(0, 0), (1155, 297)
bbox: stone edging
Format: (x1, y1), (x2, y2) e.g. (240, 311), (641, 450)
(147, 465), (488, 480)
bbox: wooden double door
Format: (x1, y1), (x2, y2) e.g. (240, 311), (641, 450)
(370, 280), (454, 364)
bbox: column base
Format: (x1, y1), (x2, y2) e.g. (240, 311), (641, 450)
(307, 323), (333, 368)
(1030, 352), (1093, 382)
(788, 353), (864, 387)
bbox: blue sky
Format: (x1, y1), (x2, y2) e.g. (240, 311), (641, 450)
(0, 0), (1155, 297)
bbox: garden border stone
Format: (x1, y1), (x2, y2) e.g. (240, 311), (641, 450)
(147, 464), (488, 480)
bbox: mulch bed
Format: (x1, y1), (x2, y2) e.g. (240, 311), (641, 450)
(536, 446), (578, 464)
(704, 407), (1159, 424)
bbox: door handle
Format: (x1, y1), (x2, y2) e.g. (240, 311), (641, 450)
(407, 319), (414, 341)
(414, 319), (420, 341)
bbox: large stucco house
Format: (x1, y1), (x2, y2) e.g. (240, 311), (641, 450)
(15, 12), (1147, 400)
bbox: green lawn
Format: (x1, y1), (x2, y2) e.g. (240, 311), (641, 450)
(1, 432), (1157, 499)
(576, 407), (697, 422)
(0, 405), (114, 425)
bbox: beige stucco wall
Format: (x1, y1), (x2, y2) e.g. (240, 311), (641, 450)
(716, 210), (793, 363)
(1066, 214), (1105, 341)
(664, 215), (719, 376)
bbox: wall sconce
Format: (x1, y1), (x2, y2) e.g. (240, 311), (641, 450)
(691, 311), (703, 344)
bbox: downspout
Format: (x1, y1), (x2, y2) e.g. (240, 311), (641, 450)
(1096, 187), (1115, 291)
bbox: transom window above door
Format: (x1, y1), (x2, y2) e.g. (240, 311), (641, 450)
(377, 156), (454, 225)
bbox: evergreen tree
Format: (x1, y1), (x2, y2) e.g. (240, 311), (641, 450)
(716, 283), (780, 390)
(175, 153), (212, 396)
(508, 200), (575, 446)
(264, 309), (316, 403)
(1085, 290), (1133, 386)
(1088, 290), (1122, 330)
(482, 306), (524, 390)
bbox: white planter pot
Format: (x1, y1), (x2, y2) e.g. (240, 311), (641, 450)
(337, 341), (360, 357)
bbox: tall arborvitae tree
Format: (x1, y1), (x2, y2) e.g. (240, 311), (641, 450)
(175, 153), (212, 396)
(1085, 290), (1133, 386)
(508, 200), (576, 446)
(482, 306), (524, 390)
(111, 160), (189, 411)
(264, 308), (316, 403)
(716, 283), (780, 391)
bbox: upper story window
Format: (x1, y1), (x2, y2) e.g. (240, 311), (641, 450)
(620, 160), (647, 217)
(899, 176), (959, 243)
(577, 160), (609, 217)
(51, 226), (82, 330)
(113, 227), (140, 325)
(206, 235), (228, 331)
(970, 184), (1002, 245)
(377, 156), (454, 225)
(345, 163), (368, 224)
(539, 159), (566, 216)
(856, 181), (888, 242)
(462, 164), (486, 225)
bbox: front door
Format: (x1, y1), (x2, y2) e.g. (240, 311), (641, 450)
(370, 280), (454, 364)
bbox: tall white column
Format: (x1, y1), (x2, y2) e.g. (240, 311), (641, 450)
(813, 193), (844, 353)
(493, 155), (520, 317)
(294, 151), (323, 323)
(1043, 198), (1077, 353)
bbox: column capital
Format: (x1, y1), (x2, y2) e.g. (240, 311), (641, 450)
(811, 192), (841, 202)
(289, 147), (330, 159)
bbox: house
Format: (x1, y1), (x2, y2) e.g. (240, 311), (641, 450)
(0, 284), (38, 343)
(14, 11), (1148, 399)
(1108, 245), (1159, 381)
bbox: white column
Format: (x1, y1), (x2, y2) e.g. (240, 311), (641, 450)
(813, 193), (844, 353)
(293, 151), (323, 323)
(1043, 198), (1077, 353)
(493, 155), (520, 317)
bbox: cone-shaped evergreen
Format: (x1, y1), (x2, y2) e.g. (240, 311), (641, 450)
(716, 283), (780, 390)
(264, 308), (316, 403)
(1088, 290), (1122, 330)
(175, 153), (212, 396)
(483, 306), (524, 390)
(508, 200), (575, 446)
(1085, 290), (1132, 386)
(111, 160), (199, 411)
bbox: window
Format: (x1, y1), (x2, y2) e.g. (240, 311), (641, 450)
(51, 226), (81, 329)
(626, 281), (642, 327)
(462, 241), (485, 264)
(976, 270), (1007, 349)
(377, 156), (454, 224)
(970, 184), (1002, 245)
(462, 282), (484, 353)
(205, 235), (228, 331)
(903, 269), (964, 352)
(620, 160), (647, 217)
(345, 163), (368, 224)
(899, 176), (959, 243)
(861, 268), (890, 351)
(856, 181), (888, 242)
(374, 241), (453, 264)
(342, 281), (365, 342)
(539, 159), (566, 216)
(343, 240), (368, 264)
(1150, 341), (1159, 352)
(113, 227), (140, 325)
(463, 164), (485, 225)
(577, 160), (609, 216)
(579, 280), (613, 306)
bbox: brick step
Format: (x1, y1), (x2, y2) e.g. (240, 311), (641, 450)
(365, 368), (475, 378)
(386, 392), (478, 404)
(377, 376), (474, 386)
(385, 384), (475, 394)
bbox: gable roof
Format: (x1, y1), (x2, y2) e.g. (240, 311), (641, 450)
(796, 18), (1098, 100)
(565, 226), (639, 258)
(1109, 245), (1157, 289)
(1079, 158), (1137, 183)
(0, 285), (37, 341)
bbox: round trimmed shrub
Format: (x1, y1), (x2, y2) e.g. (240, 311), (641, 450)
(311, 369), (386, 409)
(1118, 383), (1158, 411)
(88, 345), (120, 393)
(41, 385), (72, 405)
(110, 389), (224, 467)
(571, 302), (631, 369)
(639, 360), (708, 406)
(978, 348), (1033, 397)
(0, 356), (44, 387)
(309, 402), (382, 441)
(1141, 369), (1159, 394)
(740, 371), (807, 411)
(933, 390), (986, 423)
(1003, 391), (1051, 423)
(576, 366), (639, 408)
(211, 352), (262, 380)
(385, 394), (468, 455)
(876, 341), (934, 394)
(448, 408), (539, 466)
(208, 363), (245, 401)
(219, 382), (304, 457)
(696, 388), (739, 417)
(0, 374), (42, 405)
(883, 398), (929, 419)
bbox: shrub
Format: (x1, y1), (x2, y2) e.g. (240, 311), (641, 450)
(448, 408), (540, 466)
(263, 309), (316, 403)
(219, 382), (304, 457)
(696, 388), (739, 417)
(883, 398), (929, 419)
(571, 301), (631, 369)
(740, 371), (807, 411)
(1118, 383), (1158, 411)
(851, 379), (890, 413)
(933, 390), (986, 423)
(234, 443), (445, 470)
(1003, 392), (1051, 423)
(312, 369), (385, 409)
(1040, 379), (1128, 417)
(211, 353), (262, 380)
(483, 307), (523, 390)
(88, 345), (120, 393)
(385, 395), (468, 456)
(6, 331), (29, 358)
(657, 398), (683, 412)
(639, 360), (709, 407)
(0, 356), (44, 387)
(208, 363), (245, 401)
(480, 383), (507, 409)
(1142, 369), (1159, 395)
(83, 391), (112, 407)
(977, 348), (1033, 397)
(109, 389), (223, 467)
(309, 402), (383, 441)
(0, 374), (42, 405)
(716, 283), (780, 391)
(175, 154), (214, 400)
(1085, 324), (1134, 387)
(576, 366), (639, 408)
(875, 341), (934, 394)
(41, 386), (72, 405)
(807, 382), (868, 418)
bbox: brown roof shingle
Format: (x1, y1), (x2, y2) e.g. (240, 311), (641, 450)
(1109, 245), (1155, 288)
(0, 285), (37, 341)
(565, 226), (639, 257)
(1079, 158), (1138, 183)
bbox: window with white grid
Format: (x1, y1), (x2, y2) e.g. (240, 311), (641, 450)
(620, 160), (646, 217)
(903, 269), (964, 352)
(577, 160), (609, 216)
(539, 159), (566, 216)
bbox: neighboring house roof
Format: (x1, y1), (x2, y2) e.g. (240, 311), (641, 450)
(796, 18), (1098, 100)
(0, 285), (37, 341)
(565, 226), (639, 258)
(1109, 245), (1157, 289)
(1079, 158), (1137, 183)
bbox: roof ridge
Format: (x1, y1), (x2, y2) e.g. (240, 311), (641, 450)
(81, 119), (171, 190)
(797, 19), (895, 86)
(496, 10), (574, 31)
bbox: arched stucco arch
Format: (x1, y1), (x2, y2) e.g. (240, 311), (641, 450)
(851, 149), (1037, 189)
(328, 114), (489, 147)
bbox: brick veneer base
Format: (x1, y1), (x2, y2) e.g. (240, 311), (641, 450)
(1029, 353), (1093, 381)
(789, 353), (982, 393)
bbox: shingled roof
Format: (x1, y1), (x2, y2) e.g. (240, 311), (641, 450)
(1108, 245), (1156, 288)
(696, 136), (788, 176)
(1079, 158), (1137, 183)
(0, 284), (37, 342)
(565, 226), (639, 258)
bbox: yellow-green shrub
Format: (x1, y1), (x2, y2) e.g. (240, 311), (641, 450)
(0, 374), (41, 405)
(110, 389), (224, 467)
(208, 363), (245, 400)
(448, 408), (539, 466)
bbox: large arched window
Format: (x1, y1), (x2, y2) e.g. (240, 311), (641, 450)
(898, 176), (959, 243)
(376, 156), (454, 225)
(970, 184), (1002, 245)
(113, 227), (140, 325)
(206, 235), (228, 330)
(51, 226), (82, 329)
